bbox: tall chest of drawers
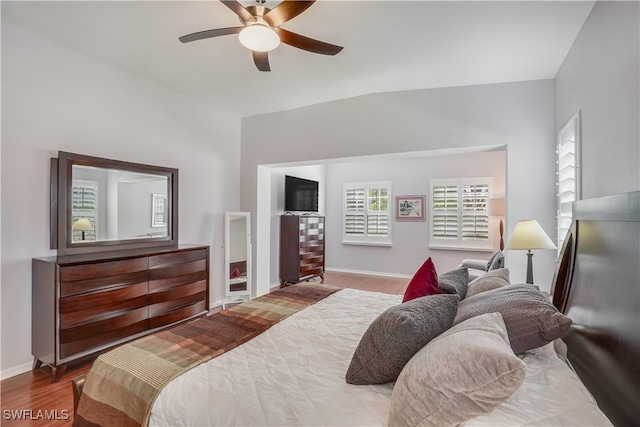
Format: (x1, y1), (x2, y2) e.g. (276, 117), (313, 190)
(32, 244), (209, 381)
(280, 215), (325, 285)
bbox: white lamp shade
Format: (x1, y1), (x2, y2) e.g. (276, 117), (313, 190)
(488, 197), (505, 217)
(506, 220), (556, 250)
(73, 218), (93, 231)
(239, 23), (280, 52)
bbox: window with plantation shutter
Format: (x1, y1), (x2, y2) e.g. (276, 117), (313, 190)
(430, 178), (492, 249)
(556, 112), (581, 254)
(343, 182), (391, 245)
(71, 180), (98, 241)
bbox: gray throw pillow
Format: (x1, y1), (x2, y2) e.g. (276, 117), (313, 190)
(485, 252), (500, 271)
(438, 267), (469, 300)
(466, 268), (510, 297)
(388, 313), (526, 427)
(454, 284), (572, 354)
(487, 251), (505, 270)
(346, 294), (459, 385)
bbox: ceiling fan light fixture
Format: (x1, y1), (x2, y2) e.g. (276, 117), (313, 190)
(239, 23), (280, 52)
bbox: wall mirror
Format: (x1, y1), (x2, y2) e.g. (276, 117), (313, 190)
(224, 212), (252, 305)
(53, 151), (178, 256)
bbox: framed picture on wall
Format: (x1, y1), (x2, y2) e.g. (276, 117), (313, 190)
(396, 195), (426, 221)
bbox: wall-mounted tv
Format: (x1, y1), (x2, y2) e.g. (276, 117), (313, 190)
(285, 175), (319, 212)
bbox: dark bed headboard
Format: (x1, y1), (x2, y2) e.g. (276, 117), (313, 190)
(551, 191), (639, 427)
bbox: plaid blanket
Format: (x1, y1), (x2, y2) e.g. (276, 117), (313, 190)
(73, 284), (341, 427)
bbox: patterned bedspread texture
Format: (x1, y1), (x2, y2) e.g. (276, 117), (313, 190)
(73, 283), (341, 427)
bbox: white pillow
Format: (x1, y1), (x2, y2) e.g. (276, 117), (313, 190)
(467, 268), (510, 297)
(388, 312), (526, 427)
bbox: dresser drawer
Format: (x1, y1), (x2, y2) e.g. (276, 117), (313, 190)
(59, 281), (148, 328)
(148, 279), (207, 305)
(149, 249), (207, 269)
(299, 242), (324, 253)
(148, 299), (207, 329)
(148, 259), (207, 281)
(300, 266), (324, 279)
(300, 263), (324, 275)
(300, 254), (323, 265)
(60, 258), (148, 297)
(60, 258), (148, 282)
(59, 307), (148, 359)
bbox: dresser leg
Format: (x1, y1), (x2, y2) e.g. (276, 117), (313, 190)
(51, 364), (67, 383)
(32, 358), (43, 371)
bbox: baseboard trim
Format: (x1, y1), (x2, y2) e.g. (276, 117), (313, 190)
(325, 267), (412, 279)
(1, 361), (32, 381)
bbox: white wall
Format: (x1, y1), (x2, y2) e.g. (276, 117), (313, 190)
(325, 150), (506, 277)
(242, 80), (557, 298)
(555, 1), (640, 198)
(0, 23), (241, 378)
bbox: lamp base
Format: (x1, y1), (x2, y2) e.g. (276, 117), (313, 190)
(526, 250), (534, 284)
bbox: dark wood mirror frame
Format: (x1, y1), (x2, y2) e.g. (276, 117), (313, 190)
(52, 151), (179, 256)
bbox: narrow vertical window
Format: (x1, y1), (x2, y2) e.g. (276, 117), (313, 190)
(556, 111), (581, 253)
(71, 180), (98, 241)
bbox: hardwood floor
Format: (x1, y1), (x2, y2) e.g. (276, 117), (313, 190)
(0, 271), (407, 426)
(320, 269), (408, 295)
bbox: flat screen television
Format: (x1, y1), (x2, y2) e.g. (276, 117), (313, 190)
(285, 175), (319, 212)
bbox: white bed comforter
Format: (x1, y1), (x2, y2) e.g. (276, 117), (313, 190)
(149, 288), (612, 427)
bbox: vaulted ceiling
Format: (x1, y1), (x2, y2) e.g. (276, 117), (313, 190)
(1, 1), (595, 117)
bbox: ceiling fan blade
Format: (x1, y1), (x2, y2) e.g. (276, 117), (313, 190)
(179, 26), (243, 43)
(263, 1), (315, 28)
(275, 28), (343, 55)
(220, 0), (256, 23)
(253, 51), (271, 72)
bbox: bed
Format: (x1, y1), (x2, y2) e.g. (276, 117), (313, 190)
(73, 190), (639, 427)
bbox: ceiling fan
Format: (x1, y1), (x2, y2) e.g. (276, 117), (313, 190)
(179, 0), (343, 72)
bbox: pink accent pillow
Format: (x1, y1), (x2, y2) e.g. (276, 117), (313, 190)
(402, 257), (440, 302)
(230, 268), (241, 279)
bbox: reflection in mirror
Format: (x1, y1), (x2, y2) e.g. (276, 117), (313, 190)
(55, 151), (178, 256)
(224, 212), (251, 307)
(71, 165), (169, 243)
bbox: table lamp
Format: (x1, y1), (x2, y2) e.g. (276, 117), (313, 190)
(506, 219), (556, 284)
(73, 218), (92, 241)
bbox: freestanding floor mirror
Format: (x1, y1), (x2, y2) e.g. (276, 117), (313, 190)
(224, 212), (252, 308)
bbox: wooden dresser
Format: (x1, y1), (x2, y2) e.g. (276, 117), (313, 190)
(280, 215), (325, 285)
(32, 244), (209, 382)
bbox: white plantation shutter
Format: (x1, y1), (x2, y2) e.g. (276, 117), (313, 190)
(433, 185), (458, 239)
(556, 112), (581, 253)
(461, 183), (489, 240)
(430, 178), (491, 249)
(345, 187), (365, 236)
(71, 180), (98, 241)
(366, 187), (389, 236)
(343, 182), (391, 244)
